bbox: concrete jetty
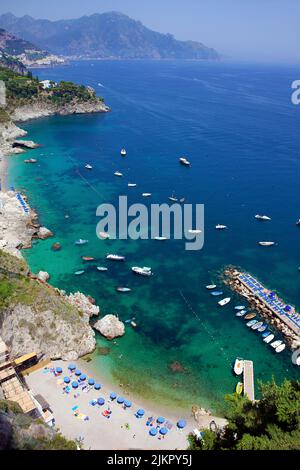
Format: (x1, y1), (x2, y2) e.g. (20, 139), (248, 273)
(243, 360), (255, 401)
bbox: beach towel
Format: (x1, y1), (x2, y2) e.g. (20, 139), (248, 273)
(72, 405), (79, 412)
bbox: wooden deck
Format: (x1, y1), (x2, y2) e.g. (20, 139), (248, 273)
(243, 360), (255, 401)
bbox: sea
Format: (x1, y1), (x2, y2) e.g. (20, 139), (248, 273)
(8, 60), (300, 415)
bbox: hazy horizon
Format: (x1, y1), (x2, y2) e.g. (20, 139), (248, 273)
(0, 0), (300, 63)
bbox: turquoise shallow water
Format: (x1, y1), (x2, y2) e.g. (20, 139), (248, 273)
(8, 60), (300, 414)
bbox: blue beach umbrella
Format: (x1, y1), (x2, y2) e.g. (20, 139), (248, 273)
(64, 377), (70, 384)
(68, 364), (76, 371)
(110, 392), (117, 400)
(157, 417), (165, 424)
(137, 409), (145, 417)
(159, 427), (168, 435)
(177, 420), (186, 429)
(72, 381), (78, 389)
(124, 400), (132, 408)
(94, 383), (101, 390)
(117, 397), (125, 404)
(80, 374), (87, 381)
(56, 367), (62, 374)
(285, 305), (292, 312)
(88, 378), (95, 386)
(149, 428), (158, 437)
(75, 370), (81, 376)
(97, 398), (105, 406)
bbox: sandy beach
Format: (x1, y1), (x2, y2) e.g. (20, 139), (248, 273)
(25, 360), (198, 450)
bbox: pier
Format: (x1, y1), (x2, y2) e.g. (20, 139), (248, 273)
(243, 360), (255, 401)
(224, 268), (300, 349)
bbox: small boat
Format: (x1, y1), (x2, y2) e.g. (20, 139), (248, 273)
(276, 343), (286, 353)
(271, 340), (283, 349)
(235, 306), (246, 311)
(251, 321), (263, 330)
(211, 291), (223, 296)
(246, 319), (257, 327)
(154, 237), (168, 241)
(257, 324), (268, 333)
(188, 229), (202, 235)
(131, 321), (137, 328)
(97, 267), (108, 272)
(132, 266), (152, 277)
(263, 334), (275, 344)
(85, 164), (93, 170)
(262, 330), (271, 338)
(128, 183), (137, 187)
(258, 241), (275, 246)
(233, 358), (244, 376)
(116, 287), (132, 293)
(296, 219), (300, 226)
(244, 313), (256, 320)
(255, 214), (271, 221)
(75, 270), (85, 276)
(120, 148), (127, 156)
(99, 232), (110, 240)
(168, 195), (178, 202)
(106, 254), (125, 261)
(216, 224), (227, 230)
(236, 382), (243, 395)
(142, 193), (152, 197)
(75, 239), (89, 246)
(218, 297), (231, 307)
(236, 310), (247, 317)
(206, 285), (217, 290)
(82, 257), (95, 262)
(179, 157), (191, 167)
(114, 171), (123, 177)
(179, 198), (186, 204)
(24, 158), (37, 164)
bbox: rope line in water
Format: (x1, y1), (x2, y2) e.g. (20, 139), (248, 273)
(179, 289), (232, 367)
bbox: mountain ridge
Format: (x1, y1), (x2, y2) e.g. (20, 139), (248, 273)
(0, 11), (219, 60)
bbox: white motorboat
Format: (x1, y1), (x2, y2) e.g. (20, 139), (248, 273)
(188, 229), (202, 235)
(99, 232), (110, 240)
(263, 334), (274, 344)
(270, 340), (283, 349)
(106, 254), (125, 261)
(255, 214), (271, 221)
(97, 266), (108, 272)
(114, 171), (123, 177)
(75, 239), (89, 246)
(258, 241), (275, 246)
(235, 306), (246, 311)
(85, 164), (93, 170)
(251, 321), (264, 330)
(128, 183), (137, 187)
(276, 343), (286, 353)
(206, 285), (217, 290)
(233, 358), (244, 376)
(132, 266), (152, 277)
(154, 237), (168, 241)
(179, 157), (191, 167)
(216, 225), (227, 230)
(142, 193), (152, 197)
(121, 148), (127, 156)
(168, 194), (178, 202)
(218, 297), (231, 306)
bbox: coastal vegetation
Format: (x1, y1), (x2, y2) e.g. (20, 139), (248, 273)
(188, 378), (300, 450)
(0, 399), (77, 450)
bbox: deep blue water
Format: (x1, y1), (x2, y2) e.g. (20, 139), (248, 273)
(8, 60), (300, 414)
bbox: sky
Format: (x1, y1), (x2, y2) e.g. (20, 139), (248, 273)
(0, 0), (299, 62)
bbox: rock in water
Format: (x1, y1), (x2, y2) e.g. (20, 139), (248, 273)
(37, 271), (50, 282)
(94, 315), (125, 340)
(38, 227), (54, 239)
(51, 242), (61, 251)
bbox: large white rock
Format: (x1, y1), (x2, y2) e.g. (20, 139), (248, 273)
(37, 271), (50, 282)
(37, 227), (54, 239)
(94, 315), (125, 340)
(65, 292), (100, 318)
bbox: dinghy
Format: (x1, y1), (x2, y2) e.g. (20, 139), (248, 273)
(206, 285), (217, 290)
(233, 358), (244, 376)
(236, 310), (247, 317)
(82, 257), (95, 262)
(97, 267), (108, 272)
(257, 324), (268, 333)
(276, 343), (286, 353)
(235, 306), (246, 311)
(236, 382), (243, 395)
(251, 321), (263, 330)
(211, 291), (223, 296)
(246, 319), (257, 327)
(75, 270), (85, 276)
(218, 297), (231, 307)
(271, 340), (283, 349)
(244, 313), (256, 320)
(262, 330), (271, 338)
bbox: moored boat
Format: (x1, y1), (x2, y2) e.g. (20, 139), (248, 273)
(75, 270), (85, 276)
(236, 310), (247, 317)
(211, 291), (223, 296)
(271, 340), (283, 349)
(258, 241), (275, 246)
(235, 306), (246, 311)
(233, 358), (244, 376)
(82, 256), (95, 261)
(262, 330), (271, 338)
(251, 321), (263, 330)
(276, 343), (286, 353)
(206, 284), (217, 290)
(106, 254), (125, 261)
(244, 313), (256, 320)
(218, 297), (231, 306)
(257, 324), (268, 333)
(236, 382), (243, 395)
(132, 266), (152, 277)
(168, 193), (178, 202)
(263, 334), (275, 344)
(246, 319), (257, 327)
